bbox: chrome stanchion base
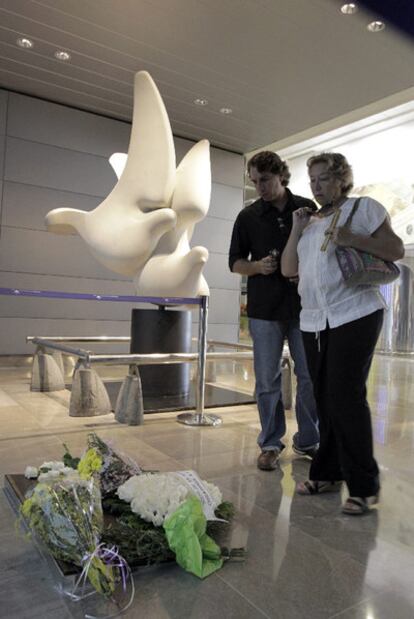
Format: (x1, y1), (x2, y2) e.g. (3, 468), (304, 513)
(176, 412), (222, 426)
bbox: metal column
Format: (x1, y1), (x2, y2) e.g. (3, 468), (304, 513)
(177, 295), (222, 426)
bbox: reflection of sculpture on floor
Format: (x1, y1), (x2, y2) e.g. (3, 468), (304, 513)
(45, 71), (211, 299)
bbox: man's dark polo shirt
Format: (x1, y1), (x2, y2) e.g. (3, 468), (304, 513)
(229, 189), (316, 321)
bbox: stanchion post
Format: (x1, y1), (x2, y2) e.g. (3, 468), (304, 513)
(177, 295), (222, 426)
(196, 294), (208, 421)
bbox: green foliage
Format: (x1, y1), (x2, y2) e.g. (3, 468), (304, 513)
(103, 513), (175, 567)
(214, 501), (235, 521)
(62, 443), (80, 470)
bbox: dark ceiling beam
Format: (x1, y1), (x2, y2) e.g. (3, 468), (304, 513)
(358, 0), (414, 39)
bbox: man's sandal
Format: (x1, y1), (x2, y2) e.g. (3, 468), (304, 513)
(342, 495), (379, 515)
(297, 480), (342, 495)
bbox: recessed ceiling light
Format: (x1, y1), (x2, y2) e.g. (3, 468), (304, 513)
(54, 50), (71, 61)
(340, 3), (358, 14)
(16, 37), (34, 49)
(220, 107), (233, 115)
(367, 20), (385, 32)
(193, 98), (208, 106)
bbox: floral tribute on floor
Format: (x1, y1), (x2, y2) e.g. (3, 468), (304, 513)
(20, 433), (242, 615)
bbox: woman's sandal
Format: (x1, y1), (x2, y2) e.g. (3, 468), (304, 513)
(297, 480), (342, 495)
(342, 495), (379, 515)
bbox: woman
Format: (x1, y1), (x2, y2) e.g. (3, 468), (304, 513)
(281, 153), (404, 515)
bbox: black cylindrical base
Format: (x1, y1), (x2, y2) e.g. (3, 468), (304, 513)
(130, 308), (192, 397)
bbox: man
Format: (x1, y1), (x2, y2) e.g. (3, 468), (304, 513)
(229, 151), (319, 470)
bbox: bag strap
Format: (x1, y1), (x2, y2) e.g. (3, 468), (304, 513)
(343, 197), (362, 229)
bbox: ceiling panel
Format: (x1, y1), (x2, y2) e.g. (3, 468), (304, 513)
(0, 0), (413, 152)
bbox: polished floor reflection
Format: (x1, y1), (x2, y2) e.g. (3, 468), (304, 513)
(1, 354), (414, 618)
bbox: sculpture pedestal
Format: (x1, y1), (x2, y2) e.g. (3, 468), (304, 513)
(130, 308), (192, 397)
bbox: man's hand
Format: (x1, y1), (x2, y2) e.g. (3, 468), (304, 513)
(255, 255), (278, 275)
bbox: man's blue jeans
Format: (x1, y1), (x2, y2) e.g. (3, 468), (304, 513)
(249, 318), (319, 452)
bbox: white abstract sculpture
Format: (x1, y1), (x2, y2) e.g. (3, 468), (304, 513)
(45, 71), (210, 297)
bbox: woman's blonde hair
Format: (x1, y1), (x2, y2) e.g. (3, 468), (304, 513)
(307, 152), (353, 195)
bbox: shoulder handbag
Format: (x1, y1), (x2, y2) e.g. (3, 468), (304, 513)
(335, 198), (400, 287)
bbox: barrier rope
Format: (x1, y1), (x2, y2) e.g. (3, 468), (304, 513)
(0, 287), (201, 305)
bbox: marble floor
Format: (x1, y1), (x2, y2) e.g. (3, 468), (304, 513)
(1, 354), (414, 619)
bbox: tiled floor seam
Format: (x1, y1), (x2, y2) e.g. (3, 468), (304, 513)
(214, 572), (272, 619)
(327, 593), (376, 618)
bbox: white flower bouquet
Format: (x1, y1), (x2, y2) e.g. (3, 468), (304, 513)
(117, 472), (222, 526)
(21, 434), (240, 584)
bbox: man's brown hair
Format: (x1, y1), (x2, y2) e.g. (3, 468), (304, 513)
(247, 151), (291, 187)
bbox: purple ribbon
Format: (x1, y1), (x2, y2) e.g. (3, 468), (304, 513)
(97, 545), (129, 592)
(79, 543), (130, 594)
(69, 543), (135, 619)
(0, 287), (201, 305)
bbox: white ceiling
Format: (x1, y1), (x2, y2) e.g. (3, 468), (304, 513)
(0, 0), (413, 153)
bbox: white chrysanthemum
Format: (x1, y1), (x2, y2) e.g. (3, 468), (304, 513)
(117, 472), (222, 526)
(204, 481), (222, 506)
(24, 466), (38, 479)
(38, 466), (78, 483)
(116, 475), (143, 502)
(38, 470), (61, 482)
(59, 470), (84, 486)
(40, 461), (66, 471)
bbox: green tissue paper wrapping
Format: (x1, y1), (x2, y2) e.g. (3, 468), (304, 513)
(163, 496), (223, 578)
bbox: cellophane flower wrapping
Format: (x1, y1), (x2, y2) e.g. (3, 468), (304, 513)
(86, 433), (141, 497)
(21, 474), (116, 597)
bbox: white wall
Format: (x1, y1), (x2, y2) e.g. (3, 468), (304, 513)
(0, 89), (244, 354)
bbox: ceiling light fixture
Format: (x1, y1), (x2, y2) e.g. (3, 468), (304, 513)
(220, 107), (233, 115)
(54, 50), (71, 61)
(16, 37), (34, 49)
(193, 98), (208, 106)
(340, 3), (358, 14)
(367, 20), (385, 32)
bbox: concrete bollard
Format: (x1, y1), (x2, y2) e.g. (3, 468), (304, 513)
(69, 364), (111, 417)
(51, 350), (64, 377)
(31, 347), (65, 392)
(63, 355), (76, 380)
(115, 366), (144, 425)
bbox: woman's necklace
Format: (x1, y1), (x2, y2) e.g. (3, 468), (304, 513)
(315, 196), (348, 219)
(315, 204), (337, 218)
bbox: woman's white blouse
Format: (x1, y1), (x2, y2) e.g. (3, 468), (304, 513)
(297, 196), (388, 333)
